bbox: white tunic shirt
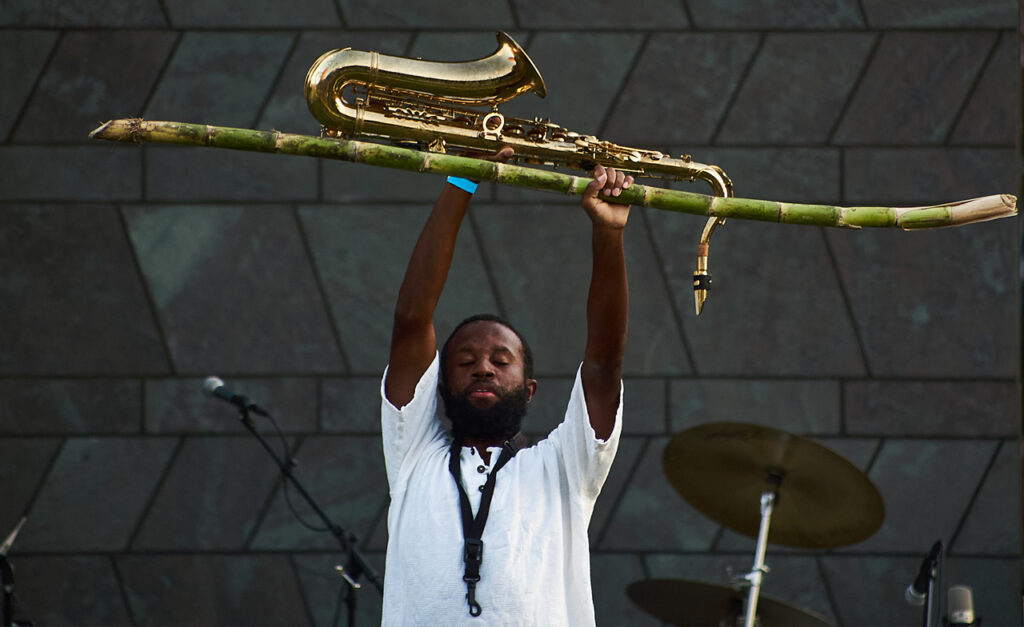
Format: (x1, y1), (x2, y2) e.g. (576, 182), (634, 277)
(380, 354), (622, 626)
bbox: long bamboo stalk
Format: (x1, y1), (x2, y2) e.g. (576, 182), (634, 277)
(90, 118), (1017, 229)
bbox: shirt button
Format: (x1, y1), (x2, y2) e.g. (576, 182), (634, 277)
(478, 485), (486, 492)
(477, 465), (486, 474)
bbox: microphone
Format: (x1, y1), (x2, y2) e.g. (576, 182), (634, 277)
(202, 377), (269, 417)
(947, 585), (978, 626)
(904, 540), (942, 606)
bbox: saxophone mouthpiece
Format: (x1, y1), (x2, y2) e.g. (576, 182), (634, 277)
(693, 271), (711, 315)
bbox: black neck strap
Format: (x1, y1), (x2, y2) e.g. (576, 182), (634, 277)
(448, 436), (521, 617)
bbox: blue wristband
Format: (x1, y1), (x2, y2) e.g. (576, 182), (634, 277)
(446, 176), (478, 194)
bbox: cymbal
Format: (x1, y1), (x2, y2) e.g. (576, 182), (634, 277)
(627, 579), (833, 627)
(663, 422), (883, 548)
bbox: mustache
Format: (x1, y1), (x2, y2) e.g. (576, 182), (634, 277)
(440, 382), (529, 442)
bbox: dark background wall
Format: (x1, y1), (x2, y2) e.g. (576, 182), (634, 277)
(0, 1), (1021, 625)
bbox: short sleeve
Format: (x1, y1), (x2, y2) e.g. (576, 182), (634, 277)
(544, 365), (622, 498)
(380, 353), (444, 490)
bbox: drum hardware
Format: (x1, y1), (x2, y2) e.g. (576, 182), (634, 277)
(630, 422), (886, 627)
(626, 578), (832, 627)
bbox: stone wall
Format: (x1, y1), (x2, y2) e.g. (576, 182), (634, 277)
(0, 1), (1020, 625)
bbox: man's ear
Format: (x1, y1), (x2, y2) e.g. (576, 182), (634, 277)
(526, 379), (538, 403)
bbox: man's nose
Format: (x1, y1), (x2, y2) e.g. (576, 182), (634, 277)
(472, 361), (495, 377)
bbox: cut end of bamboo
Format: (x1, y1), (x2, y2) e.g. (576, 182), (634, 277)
(899, 194), (1018, 229)
(89, 120), (117, 140)
(89, 118), (146, 142)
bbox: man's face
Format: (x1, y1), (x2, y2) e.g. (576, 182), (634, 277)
(441, 321), (537, 440)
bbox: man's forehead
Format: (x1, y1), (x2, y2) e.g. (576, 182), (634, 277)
(449, 320), (522, 352)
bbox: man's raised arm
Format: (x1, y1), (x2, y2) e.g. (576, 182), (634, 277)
(579, 164), (633, 440)
(385, 148), (514, 408)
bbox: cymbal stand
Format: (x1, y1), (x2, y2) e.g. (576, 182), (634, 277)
(743, 468), (784, 627)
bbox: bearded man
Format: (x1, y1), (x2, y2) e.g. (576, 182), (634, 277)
(380, 147), (633, 626)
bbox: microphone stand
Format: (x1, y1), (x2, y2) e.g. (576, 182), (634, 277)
(0, 517), (31, 627)
(920, 540), (943, 627)
(233, 403), (383, 627)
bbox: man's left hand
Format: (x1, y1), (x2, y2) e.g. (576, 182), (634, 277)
(581, 164), (633, 229)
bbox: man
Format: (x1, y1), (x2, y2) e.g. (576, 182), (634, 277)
(380, 147), (633, 626)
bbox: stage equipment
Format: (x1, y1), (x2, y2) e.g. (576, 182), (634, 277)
(89, 33), (1017, 315)
(203, 377), (382, 627)
(660, 422), (883, 627)
(626, 578), (832, 627)
(0, 517), (31, 627)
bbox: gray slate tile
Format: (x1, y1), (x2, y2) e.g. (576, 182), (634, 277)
(952, 440), (1022, 555)
(590, 553), (660, 627)
(718, 33), (875, 145)
(642, 553), (836, 625)
(0, 205), (168, 375)
(673, 147), (840, 204)
(474, 203), (692, 376)
(826, 221), (1018, 378)
(950, 32), (1021, 145)
(292, 552), (385, 626)
(337, 0), (514, 27)
(512, 0), (688, 28)
(647, 211), (866, 376)
(600, 436), (719, 550)
(298, 204), (499, 375)
(323, 377), (385, 433)
(819, 555), (933, 626)
(845, 381), (1019, 437)
(669, 379), (841, 435)
(0, 146), (142, 201)
(0, 0), (165, 26)
(118, 554), (307, 626)
(621, 378), (668, 435)
(590, 435), (645, 546)
(409, 30), (530, 61)
(0, 379), (141, 434)
(860, 0), (1017, 27)
(833, 32), (995, 145)
(145, 145), (318, 202)
(606, 33), (759, 144)
(259, 31), (412, 135)
(522, 376), (574, 437)
(132, 436), (285, 550)
(0, 438), (61, 540)
(688, 0), (863, 28)
(322, 158), (444, 202)
(0, 30), (58, 140)
(146, 378), (318, 432)
(498, 32), (644, 136)
(144, 32), (293, 128)
(13, 31), (177, 143)
(844, 147), (1021, 206)
(839, 439), (996, 553)
(164, 0), (341, 27)
(249, 435), (387, 549)
(123, 204), (345, 374)
(13, 555), (133, 626)
(17, 436), (176, 551)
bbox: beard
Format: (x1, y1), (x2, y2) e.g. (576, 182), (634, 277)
(440, 382), (529, 443)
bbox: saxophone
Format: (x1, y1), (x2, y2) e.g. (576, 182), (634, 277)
(305, 32), (730, 313)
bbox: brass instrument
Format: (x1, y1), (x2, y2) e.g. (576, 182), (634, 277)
(305, 32), (732, 314)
